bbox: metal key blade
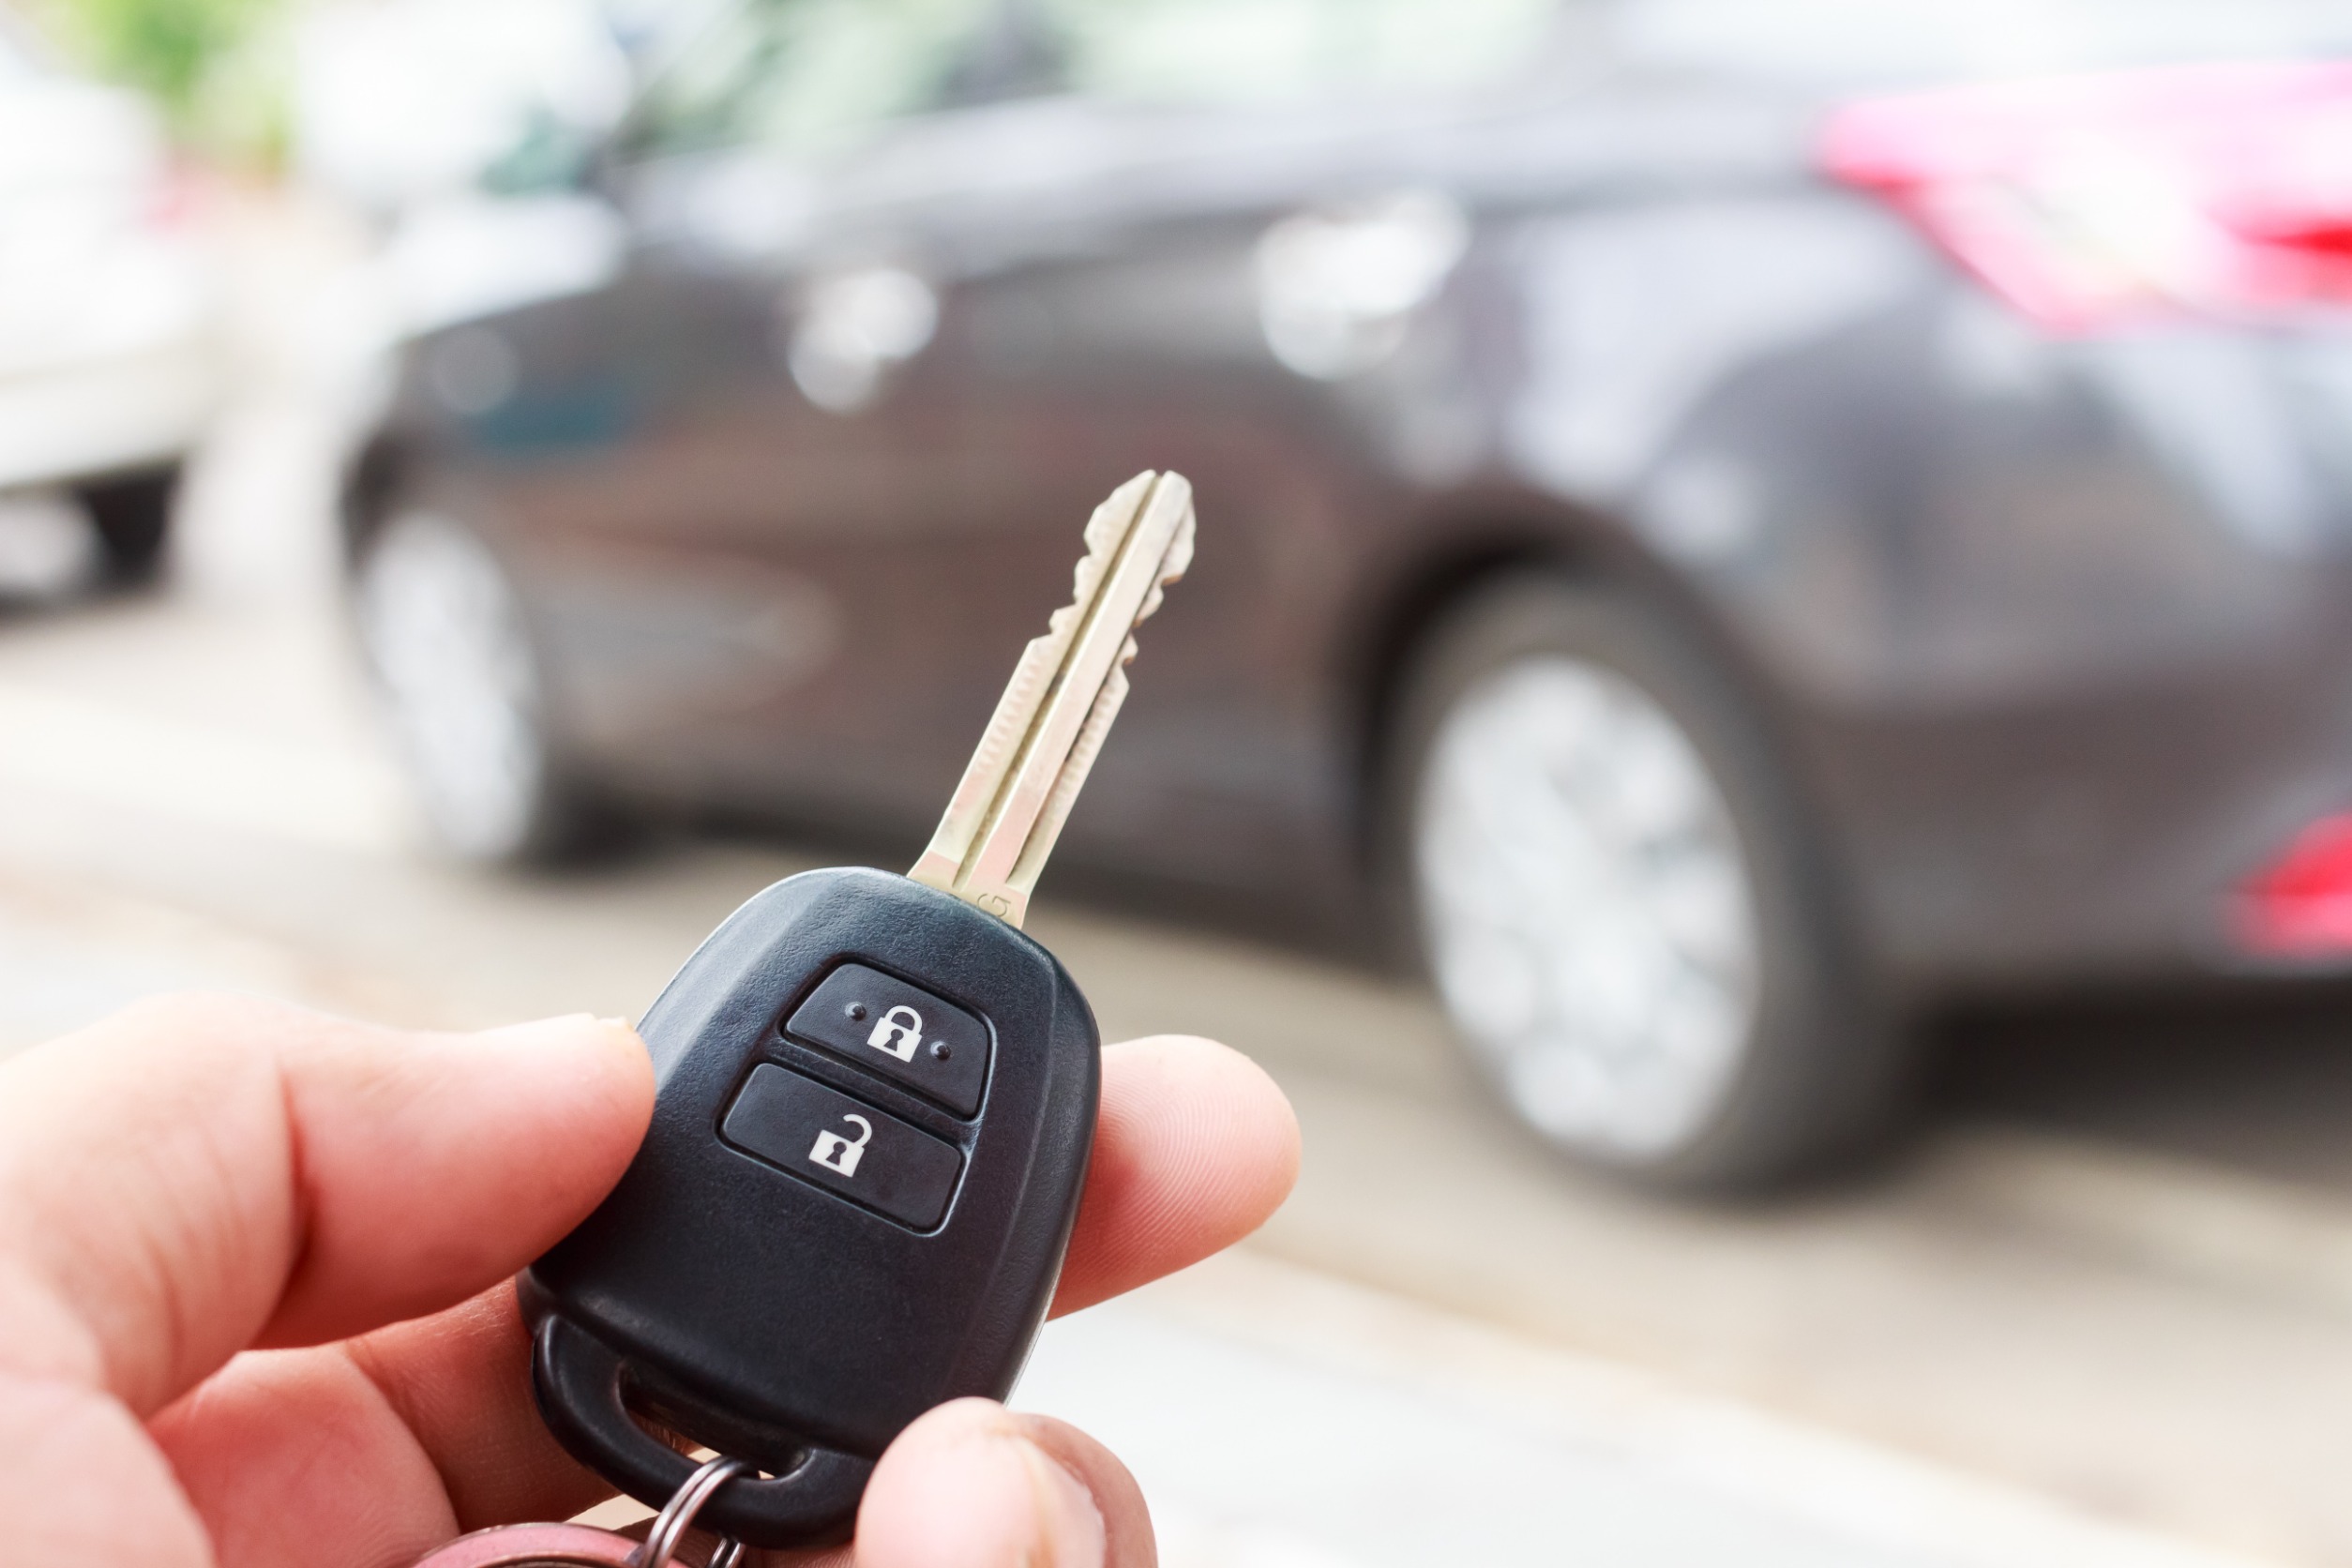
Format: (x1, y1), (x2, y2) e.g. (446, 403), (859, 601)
(910, 470), (1196, 927)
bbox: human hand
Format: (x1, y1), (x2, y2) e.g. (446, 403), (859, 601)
(0, 994), (1299, 1568)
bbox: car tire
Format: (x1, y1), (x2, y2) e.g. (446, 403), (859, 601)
(354, 505), (611, 863)
(1386, 572), (1899, 1190)
(79, 465), (179, 588)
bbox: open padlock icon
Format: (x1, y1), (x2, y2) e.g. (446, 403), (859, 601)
(807, 1112), (873, 1177)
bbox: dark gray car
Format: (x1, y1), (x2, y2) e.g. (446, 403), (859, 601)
(346, 0), (2352, 1185)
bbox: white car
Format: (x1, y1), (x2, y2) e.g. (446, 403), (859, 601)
(0, 19), (225, 586)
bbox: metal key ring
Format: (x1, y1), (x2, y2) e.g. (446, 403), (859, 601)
(633, 1455), (748, 1568)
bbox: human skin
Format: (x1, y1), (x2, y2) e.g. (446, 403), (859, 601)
(0, 995), (1301, 1568)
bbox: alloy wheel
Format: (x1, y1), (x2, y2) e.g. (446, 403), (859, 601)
(1414, 654), (1764, 1159)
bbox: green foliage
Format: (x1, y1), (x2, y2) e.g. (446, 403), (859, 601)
(33, 0), (284, 135)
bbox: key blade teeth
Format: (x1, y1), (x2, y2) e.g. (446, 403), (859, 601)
(969, 483), (1192, 923)
(1073, 472), (1157, 596)
(912, 471), (1183, 912)
(1128, 505), (1197, 639)
(1039, 471), (1157, 666)
(1163, 501), (1197, 582)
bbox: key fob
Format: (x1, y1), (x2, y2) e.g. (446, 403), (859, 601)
(520, 867), (1100, 1548)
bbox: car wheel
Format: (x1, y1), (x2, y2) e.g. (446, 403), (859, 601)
(79, 465), (179, 588)
(1389, 573), (1897, 1189)
(355, 506), (600, 863)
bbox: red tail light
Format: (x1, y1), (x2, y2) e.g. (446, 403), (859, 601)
(1820, 63), (2352, 333)
(2236, 812), (2352, 956)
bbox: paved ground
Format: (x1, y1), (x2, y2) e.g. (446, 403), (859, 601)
(13, 199), (2352, 1565)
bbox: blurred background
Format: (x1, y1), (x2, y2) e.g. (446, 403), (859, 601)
(18, 0), (2352, 1561)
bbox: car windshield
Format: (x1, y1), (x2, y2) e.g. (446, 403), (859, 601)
(1613, 0), (2352, 87)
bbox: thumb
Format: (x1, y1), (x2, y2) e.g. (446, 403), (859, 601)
(851, 1399), (1151, 1568)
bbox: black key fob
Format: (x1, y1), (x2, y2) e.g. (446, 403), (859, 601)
(520, 867), (1100, 1547)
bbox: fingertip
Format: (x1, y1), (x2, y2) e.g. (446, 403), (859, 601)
(434, 1013), (656, 1155)
(1140, 1033), (1303, 1196)
(1103, 1034), (1302, 1200)
(469, 1015), (656, 1131)
(856, 1400), (1142, 1568)
(1108, 1032), (1299, 1140)
(1051, 1034), (1299, 1316)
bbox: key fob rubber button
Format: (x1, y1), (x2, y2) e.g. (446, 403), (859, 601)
(722, 1063), (964, 1230)
(785, 963), (990, 1116)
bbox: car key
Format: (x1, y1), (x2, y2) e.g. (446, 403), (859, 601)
(518, 470), (1197, 1549)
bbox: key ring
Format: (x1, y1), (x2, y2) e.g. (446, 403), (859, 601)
(634, 1455), (748, 1568)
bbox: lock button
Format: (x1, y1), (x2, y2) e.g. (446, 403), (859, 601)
(867, 1005), (925, 1062)
(785, 964), (990, 1116)
(722, 1064), (964, 1229)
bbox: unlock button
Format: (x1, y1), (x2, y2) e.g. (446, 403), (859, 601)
(722, 1064), (964, 1229)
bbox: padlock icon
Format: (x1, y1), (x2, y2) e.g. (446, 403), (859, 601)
(867, 1004), (924, 1063)
(807, 1113), (872, 1177)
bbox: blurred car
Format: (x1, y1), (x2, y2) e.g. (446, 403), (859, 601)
(0, 14), (225, 586)
(346, 0), (2352, 1187)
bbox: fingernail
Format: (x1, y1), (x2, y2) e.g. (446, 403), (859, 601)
(945, 1427), (1104, 1567)
(1013, 1437), (1106, 1567)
